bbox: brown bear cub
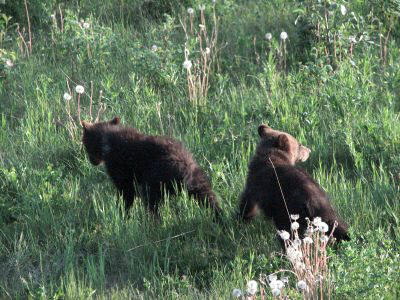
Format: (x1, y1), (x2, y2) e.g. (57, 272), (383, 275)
(81, 117), (222, 219)
(238, 125), (350, 243)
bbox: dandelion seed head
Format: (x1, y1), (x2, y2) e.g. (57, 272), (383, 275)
(75, 85), (85, 94)
(312, 217), (322, 227)
(278, 230), (290, 241)
(231, 288), (242, 298)
(318, 221), (329, 233)
(246, 280), (258, 295)
(151, 45), (158, 51)
(292, 238), (302, 248)
(83, 22), (90, 29)
(303, 237), (313, 244)
(340, 4), (347, 15)
(290, 214), (300, 221)
(199, 4), (205, 11)
(268, 274), (277, 282)
(286, 246), (302, 262)
(183, 60), (192, 70)
(349, 36), (357, 43)
(291, 221), (300, 231)
(280, 31), (288, 40)
(305, 226), (314, 236)
(265, 33), (272, 40)
(320, 235), (329, 243)
(205, 47), (211, 55)
(271, 288), (281, 296)
(63, 92), (72, 101)
(187, 7), (194, 14)
(269, 279), (284, 290)
(297, 280), (308, 290)
(5, 59), (13, 68)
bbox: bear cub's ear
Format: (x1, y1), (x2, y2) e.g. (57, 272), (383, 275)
(278, 134), (290, 151)
(298, 145), (311, 162)
(110, 117), (120, 125)
(258, 124), (270, 137)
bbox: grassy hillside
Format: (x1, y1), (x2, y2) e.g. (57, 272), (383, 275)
(1, 0), (400, 298)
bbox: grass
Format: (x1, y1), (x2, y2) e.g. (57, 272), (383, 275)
(1, 0), (400, 298)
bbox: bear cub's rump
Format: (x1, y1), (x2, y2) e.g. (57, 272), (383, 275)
(238, 124), (349, 242)
(81, 117), (221, 219)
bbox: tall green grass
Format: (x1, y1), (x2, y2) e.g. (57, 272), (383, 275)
(1, 0), (400, 298)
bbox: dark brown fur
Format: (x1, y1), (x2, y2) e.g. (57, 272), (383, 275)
(81, 117), (222, 219)
(238, 125), (350, 242)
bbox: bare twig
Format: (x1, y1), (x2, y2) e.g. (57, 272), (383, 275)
(127, 230), (195, 251)
(24, 0), (32, 55)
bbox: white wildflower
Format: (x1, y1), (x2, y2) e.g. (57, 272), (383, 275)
(151, 45), (158, 52)
(63, 92), (72, 101)
(246, 280), (258, 295)
(278, 230), (290, 241)
(265, 33), (272, 41)
(205, 47), (211, 55)
(340, 4), (347, 16)
(291, 221), (300, 231)
(75, 85), (85, 94)
(83, 22), (90, 29)
(303, 236), (313, 244)
(187, 7), (194, 14)
(297, 280), (308, 290)
(290, 214), (300, 221)
(318, 221), (329, 233)
(232, 288), (242, 298)
(183, 60), (192, 70)
(280, 31), (288, 40)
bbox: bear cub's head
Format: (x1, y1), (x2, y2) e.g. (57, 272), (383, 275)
(257, 124), (311, 165)
(81, 117), (120, 165)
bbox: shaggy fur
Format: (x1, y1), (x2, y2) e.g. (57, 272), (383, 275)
(238, 124), (350, 242)
(81, 117), (222, 219)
